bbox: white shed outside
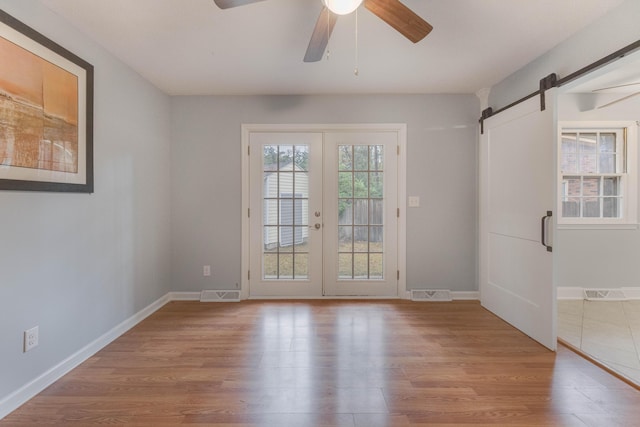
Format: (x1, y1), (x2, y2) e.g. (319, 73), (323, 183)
(263, 162), (309, 249)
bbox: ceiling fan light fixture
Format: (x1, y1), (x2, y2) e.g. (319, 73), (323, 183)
(322, 0), (364, 15)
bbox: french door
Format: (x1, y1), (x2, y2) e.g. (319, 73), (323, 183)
(248, 132), (323, 297)
(247, 127), (400, 298)
(323, 132), (398, 296)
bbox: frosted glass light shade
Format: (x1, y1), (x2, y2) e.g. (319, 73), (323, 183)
(323, 0), (364, 15)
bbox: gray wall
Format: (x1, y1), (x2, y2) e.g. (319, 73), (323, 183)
(488, 0), (640, 110)
(170, 95), (479, 293)
(556, 93), (640, 289)
(0, 0), (172, 404)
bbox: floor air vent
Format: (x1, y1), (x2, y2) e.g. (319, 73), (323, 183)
(200, 290), (240, 302)
(583, 289), (627, 301)
(411, 289), (452, 302)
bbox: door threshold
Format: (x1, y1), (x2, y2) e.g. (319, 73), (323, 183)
(558, 339), (640, 390)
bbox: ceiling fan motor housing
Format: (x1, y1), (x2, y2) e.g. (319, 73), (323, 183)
(322, 0), (364, 15)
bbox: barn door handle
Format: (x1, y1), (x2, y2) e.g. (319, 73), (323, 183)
(540, 211), (552, 252)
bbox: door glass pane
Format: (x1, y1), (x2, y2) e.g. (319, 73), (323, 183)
(369, 253), (383, 279)
(354, 172), (369, 198)
(339, 200), (353, 225)
(263, 199), (278, 225)
(279, 145), (293, 168)
(353, 200), (368, 225)
(370, 172), (383, 198)
(370, 199), (383, 224)
(294, 254), (309, 279)
(354, 226), (369, 251)
(370, 226), (383, 252)
(263, 253), (277, 278)
(262, 144), (310, 280)
(339, 145), (353, 171)
(338, 226), (353, 251)
(354, 254), (369, 279)
(294, 145), (309, 171)
(279, 254), (293, 279)
(339, 172), (353, 197)
(354, 146), (369, 170)
(294, 174), (309, 199)
(279, 172), (293, 195)
(369, 145), (384, 170)
(263, 145), (278, 171)
(338, 253), (352, 279)
(337, 144), (384, 281)
(279, 229), (293, 252)
(280, 199), (293, 225)
(295, 200), (308, 225)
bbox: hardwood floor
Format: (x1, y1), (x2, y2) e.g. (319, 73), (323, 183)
(2, 300), (639, 426)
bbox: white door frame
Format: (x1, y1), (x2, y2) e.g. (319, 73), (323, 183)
(241, 123), (407, 299)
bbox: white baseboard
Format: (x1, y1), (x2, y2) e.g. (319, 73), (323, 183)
(405, 290), (480, 301)
(557, 287), (584, 300)
(167, 291), (201, 301)
(0, 293), (172, 420)
(451, 291), (480, 300)
(623, 287), (640, 299)
(557, 286), (640, 300)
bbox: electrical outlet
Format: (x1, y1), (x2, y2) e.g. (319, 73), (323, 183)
(24, 326), (38, 352)
(203, 265), (211, 276)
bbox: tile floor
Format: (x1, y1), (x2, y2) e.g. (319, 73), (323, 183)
(558, 299), (640, 385)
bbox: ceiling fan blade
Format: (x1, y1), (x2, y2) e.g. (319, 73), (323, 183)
(597, 91), (640, 109)
(213, 0), (266, 9)
(593, 81), (640, 92)
(304, 7), (338, 63)
(364, 0), (432, 43)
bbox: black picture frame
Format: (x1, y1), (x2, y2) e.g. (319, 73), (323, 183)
(0, 9), (93, 193)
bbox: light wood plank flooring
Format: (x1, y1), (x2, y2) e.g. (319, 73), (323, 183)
(2, 300), (639, 426)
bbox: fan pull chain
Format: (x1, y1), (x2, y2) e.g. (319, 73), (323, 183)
(326, 7), (331, 60)
(354, 8), (359, 76)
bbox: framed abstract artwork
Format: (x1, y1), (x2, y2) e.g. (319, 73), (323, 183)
(0, 9), (93, 192)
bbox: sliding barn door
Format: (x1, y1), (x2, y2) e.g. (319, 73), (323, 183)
(479, 90), (557, 350)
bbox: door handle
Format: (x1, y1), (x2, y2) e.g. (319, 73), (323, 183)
(310, 223), (321, 230)
(540, 211), (552, 252)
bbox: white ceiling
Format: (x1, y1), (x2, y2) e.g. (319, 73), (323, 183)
(40, 0), (626, 96)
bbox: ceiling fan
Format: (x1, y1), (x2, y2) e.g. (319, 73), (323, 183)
(593, 81), (640, 109)
(213, 0), (433, 62)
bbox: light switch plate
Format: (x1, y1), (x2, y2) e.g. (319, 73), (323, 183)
(408, 196), (420, 207)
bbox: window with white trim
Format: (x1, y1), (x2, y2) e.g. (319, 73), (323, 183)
(558, 122), (638, 227)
